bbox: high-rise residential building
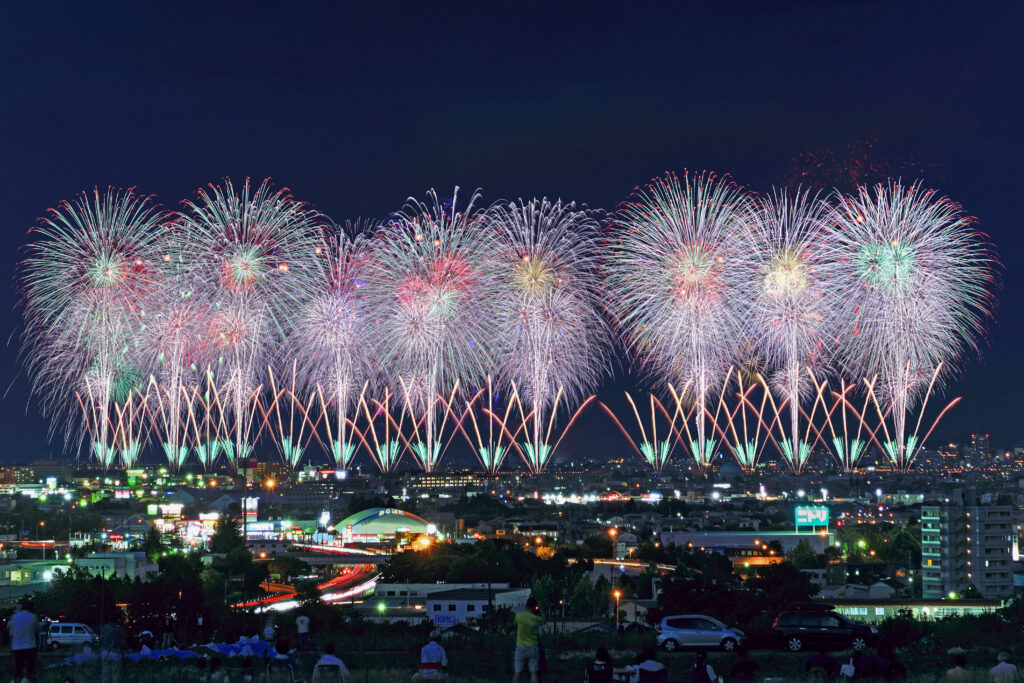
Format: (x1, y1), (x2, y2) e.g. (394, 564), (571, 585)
(967, 433), (990, 466)
(921, 504), (967, 599)
(921, 489), (1013, 599)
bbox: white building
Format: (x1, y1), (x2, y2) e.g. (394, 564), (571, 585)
(426, 587), (531, 627)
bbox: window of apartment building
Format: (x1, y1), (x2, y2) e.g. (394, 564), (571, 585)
(448, 604), (456, 611)
(432, 604), (440, 612)
(467, 604), (476, 612)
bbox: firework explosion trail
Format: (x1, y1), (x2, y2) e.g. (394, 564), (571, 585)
(363, 189), (503, 472)
(605, 172), (752, 470)
(743, 190), (840, 472)
(830, 181), (994, 471)
(491, 198), (610, 472)
(20, 188), (166, 468)
(172, 179), (320, 470)
(287, 222), (375, 469)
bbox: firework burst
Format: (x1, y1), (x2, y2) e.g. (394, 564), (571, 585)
(363, 188), (503, 472)
(605, 172), (752, 470)
(743, 190), (840, 472)
(20, 188), (166, 467)
(830, 181), (994, 471)
(491, 198), (610, 472)
(171, 178), (320, 469)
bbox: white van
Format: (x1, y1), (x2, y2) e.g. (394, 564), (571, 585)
(47, 622), (97, 650)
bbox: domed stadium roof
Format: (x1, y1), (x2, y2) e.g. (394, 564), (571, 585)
(337, 507), (434, 537)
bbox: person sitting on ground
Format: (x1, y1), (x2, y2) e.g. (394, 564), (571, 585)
(878, 644), (905, 681)
(947, 653), (970, 680)
(690, 651), (716, 683)
(267, 638), (299, 677)
(585, 646), (614, 683)
(853, 648), (892, 680)
(240, 656), (256, 682)
(312, 642), (350, 682)
(730, 646), (760, 683)
(414, 630), (448, 680)
(194, 657), (209, 681)
(625, 646), (668, 683)
(208, 656), (229, 683)
(991, 652), (1017, 683)
(807, 648), (840, 680)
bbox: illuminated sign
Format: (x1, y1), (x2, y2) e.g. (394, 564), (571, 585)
(795, 505), (829, 527)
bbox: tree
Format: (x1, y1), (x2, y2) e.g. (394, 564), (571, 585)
(532, 575), (558, 614)
(141, 527), (167, 562)
(567, 575), (596, 618)
(788, 539), (823, 569)
(209, 517), (245, 555)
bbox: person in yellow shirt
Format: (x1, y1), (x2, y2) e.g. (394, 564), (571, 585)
(513, 597), (544, 683)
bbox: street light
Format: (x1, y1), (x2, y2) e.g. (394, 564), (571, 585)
(613, 589), (621, 626)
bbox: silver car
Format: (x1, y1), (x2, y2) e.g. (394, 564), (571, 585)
(656, 614), (746, 652)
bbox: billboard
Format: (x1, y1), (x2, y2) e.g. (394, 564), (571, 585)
(794, 505), (829, 528)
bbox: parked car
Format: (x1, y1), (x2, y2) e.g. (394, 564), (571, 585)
(770, 604), (877, 653)
(656, 614), (746, 652)
(47, 622), (98, 650)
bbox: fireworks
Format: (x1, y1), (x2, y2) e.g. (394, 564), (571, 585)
(605, 172), (752, 470)
(362, 189), (503, 472)
(17, 174), (995, 475)
(491, 198), (610, 472)
(743, 190), (839, 473)
(830, 181), (994, 471)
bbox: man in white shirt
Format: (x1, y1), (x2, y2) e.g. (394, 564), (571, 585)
(991, 652), (1017, 683)
(312, 642), (349, 682)
(8, 599), (39, 682)
(296, 614), (311, 650)
(414, 630), (448, 680)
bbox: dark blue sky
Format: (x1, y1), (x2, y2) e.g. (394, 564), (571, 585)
(1, 2), (1021, 463)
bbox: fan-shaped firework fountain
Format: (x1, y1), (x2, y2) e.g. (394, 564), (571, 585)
(830, 182), (993, 472)
(491, 198), (610, 472)
(605, 172), (752, 471)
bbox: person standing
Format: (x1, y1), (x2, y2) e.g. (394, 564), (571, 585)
(295, 613), (311, 650)
(8, 598), (39, 682)
(513, 597), (543, 683)
(991, 652), (1017, 683)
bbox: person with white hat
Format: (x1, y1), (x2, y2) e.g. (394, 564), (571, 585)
(414, 629), (448, 680)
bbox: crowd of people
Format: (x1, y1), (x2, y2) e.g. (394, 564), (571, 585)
(2, 594), (1022, 682)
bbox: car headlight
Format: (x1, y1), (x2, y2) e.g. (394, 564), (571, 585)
(870, 626), (879, 634)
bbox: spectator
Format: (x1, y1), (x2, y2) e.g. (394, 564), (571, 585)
(513, 597), (544, 683)
(806, 648), (840, 681)
(99, 619), (126, 683)
(689, 651), (715, 683)
(991, 652), (1017, 683)
(585, 646), (614, 683)
(209, 656), (228, 683)
(313, 642), (350, 682)
(240, 656), (256, 682)
(296, 613), (312, 650)
(947, 653), (970, 680)
(730, 646), (760, 683)
(8, 598), (39, 683)
(194, 657), (209, 682)
(878, 644), (906, 681)
(262, 617), (276, 643)
(414, 630), (447, 680)
(267, 637), (300, 677)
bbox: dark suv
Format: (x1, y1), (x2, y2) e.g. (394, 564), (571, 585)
(770, 604), (878, 653)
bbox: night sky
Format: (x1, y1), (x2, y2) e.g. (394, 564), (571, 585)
(1, 3), (1021, 464)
